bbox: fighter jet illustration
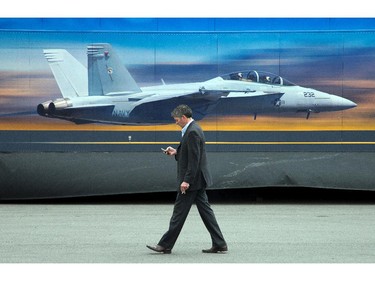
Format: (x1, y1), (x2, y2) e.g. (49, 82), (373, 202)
(37, 43), (357, 124)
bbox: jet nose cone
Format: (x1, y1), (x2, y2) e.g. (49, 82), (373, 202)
(341, 97), (357, 109)
(330, 94), (356, 108)
(325, 94), (357, 112)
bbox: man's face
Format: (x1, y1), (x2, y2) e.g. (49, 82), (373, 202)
(174, 115), (189, 128)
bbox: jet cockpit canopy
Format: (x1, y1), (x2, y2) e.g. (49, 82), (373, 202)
(221, 70), (296, 86)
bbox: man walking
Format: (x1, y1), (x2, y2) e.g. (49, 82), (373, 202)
(147, 104), (227, 254)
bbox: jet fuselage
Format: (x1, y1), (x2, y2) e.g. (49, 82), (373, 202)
(38, 76), (356, 124)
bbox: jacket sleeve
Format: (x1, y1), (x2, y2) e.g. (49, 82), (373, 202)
(183, 131), (201, 184)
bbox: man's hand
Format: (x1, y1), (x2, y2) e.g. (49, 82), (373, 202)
(162, 146), (177, 156)
(180, 182), (190, 194)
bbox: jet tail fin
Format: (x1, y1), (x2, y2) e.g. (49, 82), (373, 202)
(87, 43), (141, 96)
(43, 49), (88, 98)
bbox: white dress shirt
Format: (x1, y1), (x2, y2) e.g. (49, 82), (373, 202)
(181, 119), (194, 137)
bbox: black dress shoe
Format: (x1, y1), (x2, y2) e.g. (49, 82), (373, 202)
(202, 245), (228, 253)
(146, 244), (172, 254)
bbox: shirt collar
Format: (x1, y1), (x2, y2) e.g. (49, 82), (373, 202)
(181, 119), (194, 137)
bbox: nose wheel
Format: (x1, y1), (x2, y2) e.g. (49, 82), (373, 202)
(306, 109), (312, 119)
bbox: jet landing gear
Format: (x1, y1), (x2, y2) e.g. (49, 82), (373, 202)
(306, 109), (312, 119)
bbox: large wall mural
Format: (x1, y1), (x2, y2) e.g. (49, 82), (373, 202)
(1, 18), (375, 199)
(1, 28), (374, 132)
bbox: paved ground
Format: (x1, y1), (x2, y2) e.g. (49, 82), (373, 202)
(1, 203), (375, 263)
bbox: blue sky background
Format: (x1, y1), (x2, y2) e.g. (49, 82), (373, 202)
(1, 18), (375, 32)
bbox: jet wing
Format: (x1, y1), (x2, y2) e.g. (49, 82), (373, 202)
(129, 89), (285, 122)
(224, 90), (284, 98)
(129, 90), (222, 122)
(215, 91), (285, 116)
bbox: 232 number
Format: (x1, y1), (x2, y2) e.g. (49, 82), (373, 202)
(304, 92), (315, 98)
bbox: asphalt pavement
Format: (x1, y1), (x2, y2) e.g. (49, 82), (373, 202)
(1, 202), (375, 263)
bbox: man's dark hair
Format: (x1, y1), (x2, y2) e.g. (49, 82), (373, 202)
(171, 104), (193, 118)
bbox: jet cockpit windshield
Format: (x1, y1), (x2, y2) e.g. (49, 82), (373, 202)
(222, 70), (295, 86)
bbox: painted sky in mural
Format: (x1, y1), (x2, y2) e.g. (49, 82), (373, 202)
(1, 19), (375, 131)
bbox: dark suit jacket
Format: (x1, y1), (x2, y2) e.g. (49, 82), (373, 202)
(175, 121), (213, 191)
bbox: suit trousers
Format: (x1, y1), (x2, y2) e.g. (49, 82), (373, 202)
(158, 188), (226, 250)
